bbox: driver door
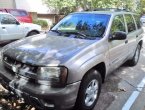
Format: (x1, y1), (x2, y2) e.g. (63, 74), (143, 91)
(109, 14), (128, 69)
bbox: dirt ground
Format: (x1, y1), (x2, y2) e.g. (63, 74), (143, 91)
(0, 85), (36, 110)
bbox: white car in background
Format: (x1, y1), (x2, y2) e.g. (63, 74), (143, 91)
(0, 12), (41, 43)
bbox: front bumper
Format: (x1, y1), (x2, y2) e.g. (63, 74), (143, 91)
(0, 62), (81, 110)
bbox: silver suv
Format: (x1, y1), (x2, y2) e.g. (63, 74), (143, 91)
(0, 10), (143, 110)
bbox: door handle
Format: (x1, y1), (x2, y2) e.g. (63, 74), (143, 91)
(2, 27), (6, 29)
(125, 40), (128, 44)
(136, 35), (139, 38)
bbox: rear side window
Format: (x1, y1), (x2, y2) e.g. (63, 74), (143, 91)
(111, 15), (126, 33)
(1, 14), (17, 24)
(134, 15), (141, 29)
(125, 14), (136, 33)
(9, 10), (28, 16)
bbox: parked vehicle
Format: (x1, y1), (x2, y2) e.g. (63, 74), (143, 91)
(140, 15), (145, 25)
(0, 8), (32, 23)
(0, 12), (41, 43)
(0, 9), (143, 110)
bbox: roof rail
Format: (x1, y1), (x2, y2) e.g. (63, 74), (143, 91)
(91, 8), (130, 12)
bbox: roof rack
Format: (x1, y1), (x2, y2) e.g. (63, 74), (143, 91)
(85, 8), (130, 12)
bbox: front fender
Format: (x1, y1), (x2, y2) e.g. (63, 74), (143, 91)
(66, 53), (106, 84)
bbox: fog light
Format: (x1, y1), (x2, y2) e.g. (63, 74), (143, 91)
(44, 103), (54, 108)
(40, 100), (55, 108)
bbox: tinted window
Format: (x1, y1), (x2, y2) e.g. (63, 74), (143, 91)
(125, 14), (136, 33)
(10, 10), (28, 16)
(111, 15), (126, 33)
(52, 13), (110, 39)
(1, 14), (17, 24)
(134, 15), (141, 29)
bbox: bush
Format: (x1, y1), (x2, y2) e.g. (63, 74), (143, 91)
(33, 19), (48, 28)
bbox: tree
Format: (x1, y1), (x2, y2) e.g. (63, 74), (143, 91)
(138, 0), (145, 15)
(43, 0), (76, 14)
(43, 0), (144, 15)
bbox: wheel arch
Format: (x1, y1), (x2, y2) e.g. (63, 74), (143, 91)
(93, 62), (106, 83)
(82, 62), (106, 83)
(26, 30), (40, 37)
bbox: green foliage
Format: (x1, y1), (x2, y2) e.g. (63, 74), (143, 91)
(43, 0), (145, 15)
(33, 19), (48, 28)
(138, 0), (145, 15)
(43, 0), (76, 14)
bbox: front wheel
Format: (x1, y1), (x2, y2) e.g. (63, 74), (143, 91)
(127, 44), (141, 66)
(74, 69), (102, 110)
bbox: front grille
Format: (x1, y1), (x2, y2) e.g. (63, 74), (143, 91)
(3, 55), (38, 76)
(3, 55), (17, 65)
(3, 55), (23, 73)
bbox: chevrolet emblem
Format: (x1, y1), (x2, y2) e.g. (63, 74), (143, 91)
(4, 57), (7, 61)
(12, 66), (18, 73)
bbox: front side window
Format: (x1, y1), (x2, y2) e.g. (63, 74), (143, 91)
(1, 14), (17, 24)
(52, 13), (110, 39)
(125, 14), (136, 33)
(111, 15), (126, 33)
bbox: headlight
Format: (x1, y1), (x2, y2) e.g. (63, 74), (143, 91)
(38, 67), (61, 80)
(0, 48), (4, 61)
(0, 49), (4, 61)
(37, 66), (68, 87)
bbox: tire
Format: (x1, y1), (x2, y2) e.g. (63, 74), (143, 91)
(74, 69), (102, 110)
(127, 44), (141, 66)
(27, 31), (39, 37)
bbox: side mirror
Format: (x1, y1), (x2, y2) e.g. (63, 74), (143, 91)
(109, 31), (127, 40)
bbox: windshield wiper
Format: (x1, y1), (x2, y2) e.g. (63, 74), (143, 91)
(50, 30), (62, 35)
(65, 32), (87, 39)
(50, 30), (93, 39)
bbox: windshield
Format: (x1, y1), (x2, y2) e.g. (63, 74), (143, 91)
(51, 13), (110, 39)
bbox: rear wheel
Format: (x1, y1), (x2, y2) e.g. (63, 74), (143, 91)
(27, 31), (39, 37)
(74, 69), (102, 110)
(127, 44), (141, 66)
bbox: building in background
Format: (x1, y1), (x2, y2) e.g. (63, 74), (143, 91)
(0, 0), (59, 25)
(15, 0), (57, 25)
(0, 0), (53, 14)
(15, 0), (53, 14)
(0, 0), (16, 8)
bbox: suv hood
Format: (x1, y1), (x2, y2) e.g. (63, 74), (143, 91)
(3, 34), (96, 66)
